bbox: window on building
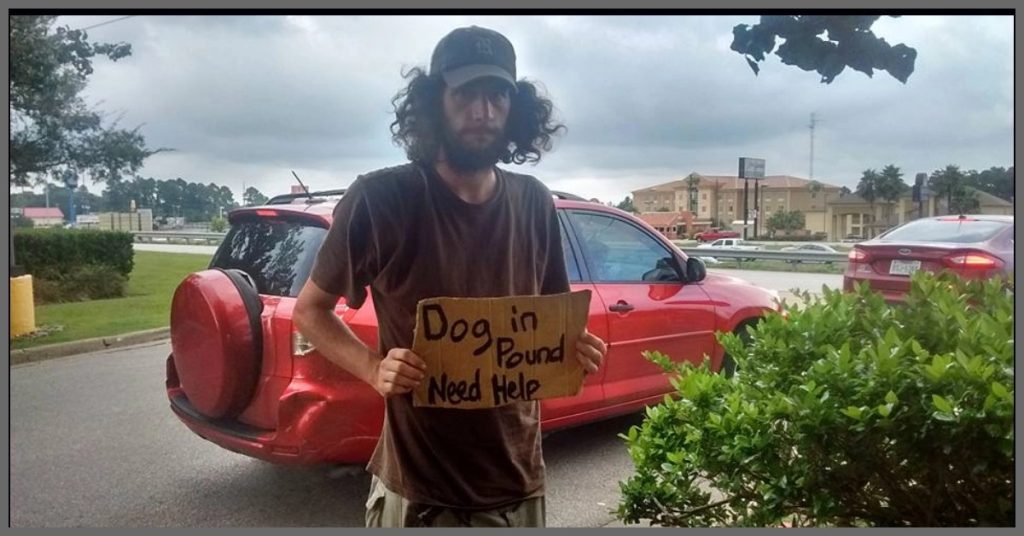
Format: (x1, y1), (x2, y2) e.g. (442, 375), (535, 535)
(701, 193), (708, 200)
(728, 206), (734, 213)
(778, 205), (784, 211)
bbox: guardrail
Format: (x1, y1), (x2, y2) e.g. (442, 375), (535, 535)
(679, 247), (848, 264)
(133, 231), (226, 245)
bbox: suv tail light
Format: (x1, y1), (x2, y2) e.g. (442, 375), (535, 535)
(848, 248), (870, 262)
(292, 330), (316, 356)
(944, 252), (1001, 270)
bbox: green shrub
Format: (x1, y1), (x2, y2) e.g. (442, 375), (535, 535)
(209, 216), (227, 233)
(13, 229), (134, 278)
(617, 271), (1014, 527)
(33, 264), (129, 304)
(11, 214), (35, 228)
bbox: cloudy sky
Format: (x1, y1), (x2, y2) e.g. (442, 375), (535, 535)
(53, 14), (1013, 204)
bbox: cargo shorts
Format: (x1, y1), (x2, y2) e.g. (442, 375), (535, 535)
(364, 475), (546, 527)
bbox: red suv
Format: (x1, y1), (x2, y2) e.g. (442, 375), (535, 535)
(166, 190), (780, 466)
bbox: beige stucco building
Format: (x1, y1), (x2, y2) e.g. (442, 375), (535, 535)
(633, 175), (1013, 241)
(827, 187), (1014, 241)
(632, 174), (843, 237)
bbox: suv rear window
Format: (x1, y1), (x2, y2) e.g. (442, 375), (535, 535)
(879, 219), (1010, 244)
(209, 219), (328, 297)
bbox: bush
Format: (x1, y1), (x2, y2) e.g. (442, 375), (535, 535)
(760, 233), (828, 242)
(13, 229), (134, 279)
(33, 264), (129, 304)
(209, 216), (227, 233)
(617, 271), (1013, 527)
(12, 214), (35, 228)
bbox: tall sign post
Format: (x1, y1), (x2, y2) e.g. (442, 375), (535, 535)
(738, 157), (765, 240)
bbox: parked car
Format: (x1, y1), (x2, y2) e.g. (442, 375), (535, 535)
(780, 243), (839, 264)
(843, 215), (1014, 302)
(696, 238), (762, 251)
(693, 227), (740, 243)
(165, 191), (781, 466)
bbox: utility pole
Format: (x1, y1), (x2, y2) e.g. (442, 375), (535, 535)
(809, 112), (818, 180)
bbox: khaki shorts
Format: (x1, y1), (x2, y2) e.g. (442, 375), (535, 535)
(364, 475), (546, 527)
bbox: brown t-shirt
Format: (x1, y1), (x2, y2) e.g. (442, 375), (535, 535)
(309, 162), (570, 509)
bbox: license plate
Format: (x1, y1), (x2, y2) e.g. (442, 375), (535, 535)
(889, 260), (921, 276)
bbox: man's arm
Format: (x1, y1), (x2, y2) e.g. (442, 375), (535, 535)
(293, 279), (426, 397)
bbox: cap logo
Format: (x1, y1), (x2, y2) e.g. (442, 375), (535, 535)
(475, 38), (494, 56)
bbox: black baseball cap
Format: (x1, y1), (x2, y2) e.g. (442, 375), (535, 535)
(430, 26), (517, 91)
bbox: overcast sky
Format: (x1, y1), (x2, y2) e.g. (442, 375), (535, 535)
(52, 14), (1014, 204)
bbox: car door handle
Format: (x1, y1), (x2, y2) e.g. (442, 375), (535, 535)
(609, 301), (635, 313)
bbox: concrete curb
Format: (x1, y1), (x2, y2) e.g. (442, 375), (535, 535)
(10, 327), (170, 365)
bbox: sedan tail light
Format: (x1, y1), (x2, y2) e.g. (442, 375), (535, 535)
(944, 252), (1001, 270)
(848, 248), (870, 262)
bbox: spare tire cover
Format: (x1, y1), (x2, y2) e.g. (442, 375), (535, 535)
(170, 269), (264, 419)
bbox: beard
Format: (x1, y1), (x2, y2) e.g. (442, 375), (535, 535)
(440, 123), (507, 173)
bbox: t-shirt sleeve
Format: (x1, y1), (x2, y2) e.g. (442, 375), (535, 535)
(308, 177), (377, 308)
(537, 184), (571, 296)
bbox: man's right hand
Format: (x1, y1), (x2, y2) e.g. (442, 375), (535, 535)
(372, 348), (427, 397)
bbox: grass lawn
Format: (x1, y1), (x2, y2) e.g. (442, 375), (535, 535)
(11, 251), (211, 350)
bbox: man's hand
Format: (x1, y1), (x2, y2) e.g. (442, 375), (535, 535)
(372, 348), (427, 397)
(575, 329), (607, 374)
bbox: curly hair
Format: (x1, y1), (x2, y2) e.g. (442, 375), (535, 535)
(389, 67), (566, 165)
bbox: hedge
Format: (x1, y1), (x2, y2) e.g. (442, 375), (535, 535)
(13, 229), (135, 279)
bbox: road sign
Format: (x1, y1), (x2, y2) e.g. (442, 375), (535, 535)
(738, 157), (765, 179)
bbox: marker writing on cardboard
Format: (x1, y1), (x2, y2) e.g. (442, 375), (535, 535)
(421, 302), (560, 405)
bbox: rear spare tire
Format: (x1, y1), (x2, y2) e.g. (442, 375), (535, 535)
(170, 268), (263, 419)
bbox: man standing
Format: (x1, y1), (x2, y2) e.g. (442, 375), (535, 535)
(294, 26), (607, 527)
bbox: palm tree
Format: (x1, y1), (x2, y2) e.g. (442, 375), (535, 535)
(877, 165), (908, 222)
(685, 173), (701, 214)
(856, 169), (881, 229)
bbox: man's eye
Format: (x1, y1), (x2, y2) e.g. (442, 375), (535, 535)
(487, 89), (509, 102)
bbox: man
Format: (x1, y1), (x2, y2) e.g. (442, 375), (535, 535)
(293, 26), (607, 527)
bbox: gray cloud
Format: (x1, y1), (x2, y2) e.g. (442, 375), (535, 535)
(51, 14), (1013, 204)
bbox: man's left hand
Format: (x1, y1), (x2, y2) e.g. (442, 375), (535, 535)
(575, 329), (607, 374)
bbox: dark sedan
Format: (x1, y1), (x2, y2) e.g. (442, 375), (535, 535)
(843, 215), (1014, 302)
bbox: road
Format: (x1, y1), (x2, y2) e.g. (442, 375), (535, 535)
(133, 243), (843, 296)
(708, 268), (842, 295)
(10, 341), (644, 527)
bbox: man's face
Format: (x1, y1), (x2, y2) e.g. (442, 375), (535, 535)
(440, 77), (512, 172)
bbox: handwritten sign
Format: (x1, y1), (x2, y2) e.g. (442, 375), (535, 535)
(411, 290), (592, 409)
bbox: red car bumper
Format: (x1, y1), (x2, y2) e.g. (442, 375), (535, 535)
(166, 356), (383, 465)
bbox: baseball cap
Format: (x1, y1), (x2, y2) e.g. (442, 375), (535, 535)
(430, 26), (517, 91)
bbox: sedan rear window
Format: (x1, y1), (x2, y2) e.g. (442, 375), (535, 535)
(209, 219), (328, 297)
(879, 219), (1010, 244)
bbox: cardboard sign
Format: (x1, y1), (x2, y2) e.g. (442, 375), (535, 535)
(411, 290), (592, 409)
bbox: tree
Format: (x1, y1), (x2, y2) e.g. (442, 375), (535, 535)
(929, 165), (979, 215)
(965, 166), (1013, 202)
(876, 164), (909, 221)
(731, 16), (917, 84)
(855, 168), (881, 223)
(839, 186), (852, 197)
(616, 196), (637, 213)
(243, 186), (269, 207)
(766, 210), (805, 236)
(9, 15), (165, 187)
(685, 173), (701, 214)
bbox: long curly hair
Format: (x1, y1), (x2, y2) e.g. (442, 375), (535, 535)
(389, 67), (566, 165)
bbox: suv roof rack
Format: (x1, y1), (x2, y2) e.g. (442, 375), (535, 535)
(551, 191), (588, 202)
(266, 188), (347, 205)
